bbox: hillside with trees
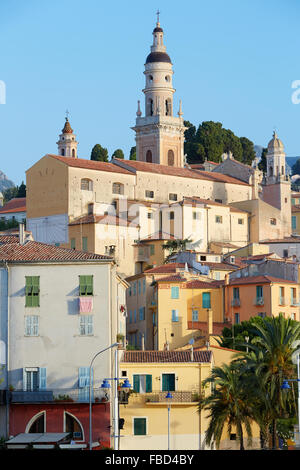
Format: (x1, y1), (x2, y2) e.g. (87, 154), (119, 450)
(184, 120), (256, 166)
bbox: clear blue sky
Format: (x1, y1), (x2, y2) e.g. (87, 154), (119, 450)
(1, 0), (300, 184)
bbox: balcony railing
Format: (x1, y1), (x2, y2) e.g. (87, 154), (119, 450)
(231, 298), (240, 307)
(291, 298), (300, 306)
(10, 388), (108, 404)
(279, 297), (286, 306)
(144, 391), (200, 403)
(254, 297), (264, 306)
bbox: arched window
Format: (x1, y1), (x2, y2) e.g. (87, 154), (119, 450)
(61, 149), (65, 156)
(72, 149), (76, 158)
(269, 166), (273, 177)
(112, 182), (124, 195)
(81, 178), (93, 191)
(165, 99), (172, 116)
(168, 150), (175, 166)
(64, 412), (84, 441)
(150, 99), (154, 116)
(146, 150), (152, 163)
(26, 411), (45, 433)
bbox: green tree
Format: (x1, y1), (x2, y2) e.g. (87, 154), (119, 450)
(112, 148), (124, 159)
(90, 144), (108, 162)
(240, 137), (256, 165)
(17, 181), (26, 198)
(236, 314), (300, 449)
(222, 129), (243, 161)
(195, 121), (224, 162)
(129, 146), (136, 160)
(258, 148), (268, 173)
(200, 362), (254, 450)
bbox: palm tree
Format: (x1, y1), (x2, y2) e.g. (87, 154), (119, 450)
(200, 362), (255, 450)
(235, 314), (300, 449)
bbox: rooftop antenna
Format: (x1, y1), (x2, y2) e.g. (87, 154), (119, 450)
(156, 9), (160, 25)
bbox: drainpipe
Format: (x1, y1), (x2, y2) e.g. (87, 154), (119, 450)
(4, 262), (9, 438)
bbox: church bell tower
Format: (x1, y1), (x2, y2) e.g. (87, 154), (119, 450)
(132, 13), (186, 167)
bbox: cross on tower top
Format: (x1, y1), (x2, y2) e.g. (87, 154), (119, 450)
(156, 9), (160, 24)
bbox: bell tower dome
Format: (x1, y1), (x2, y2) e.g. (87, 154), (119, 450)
(132, 14), (186, 167)
(56, 113), (78, 158)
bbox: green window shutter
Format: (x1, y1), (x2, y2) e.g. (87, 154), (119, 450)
(202, 292), (211, 308)
(146, 375), (152, 393)
(133, 375), (140, 393)
(134, 418), (146, 436)
(79, 275), (93, 296)
(171, 286), (179, 299)
(25, 276), (40, 307)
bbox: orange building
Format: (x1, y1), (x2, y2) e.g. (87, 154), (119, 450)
(225, 274), (300, 323)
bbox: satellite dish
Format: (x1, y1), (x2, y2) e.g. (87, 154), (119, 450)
(189, 338), (195, 345)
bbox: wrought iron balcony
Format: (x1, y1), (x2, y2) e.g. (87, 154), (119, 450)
(254, 297), (264, 306)
(231, 298), (240, 307)
(144, 391), (200, 404)
(10, 388), (108, 404)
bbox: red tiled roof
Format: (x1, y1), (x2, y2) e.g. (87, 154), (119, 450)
(0, 198), (26, 214)
(156, 275), (187, 283)
(113, 159), (250, 186)
(185, 279), (224, 289)
(69, 213), (138, 227)
(144, 263), (187, 274)
(229, 274), (297, 286)
(121, 350), (212, 363)
(0, 240), (113, 262)
(198, 261), (239, 270)
(47, 154), (133, 175)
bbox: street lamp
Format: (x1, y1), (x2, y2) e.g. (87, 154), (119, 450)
(101, 374), (132, 450)
(281, 351), (300, 447)
(165, 391), (173, 450)
(88, 343), (119, 451)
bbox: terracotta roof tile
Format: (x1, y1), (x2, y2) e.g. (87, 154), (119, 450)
(0, 240), (112, 263)
(229, 274), (297, 286)
(121, 350), (212, 363)
(113, 159), (250, 186)
(144, 263), (188, 274)
(47, 154), (133, 175)
(69, 213), (138, 227)
(185, 279), (224, 289)
(156, 275), (187, 283)
(0, 198), (26, 214)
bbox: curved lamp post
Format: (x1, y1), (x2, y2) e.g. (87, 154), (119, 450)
(101, 375), (132, 450)
(89, 343), (119, 451)
(165, 391), (173, 450)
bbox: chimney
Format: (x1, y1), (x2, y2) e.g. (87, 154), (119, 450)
(19, 223), (25, 245)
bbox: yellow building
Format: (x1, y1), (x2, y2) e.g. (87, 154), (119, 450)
(119, 348), (261, 450)
(154, 275), (224, 350)
(119, 349), (213, 450)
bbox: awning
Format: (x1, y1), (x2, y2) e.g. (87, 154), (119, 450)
(6, 433), (70, 449)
